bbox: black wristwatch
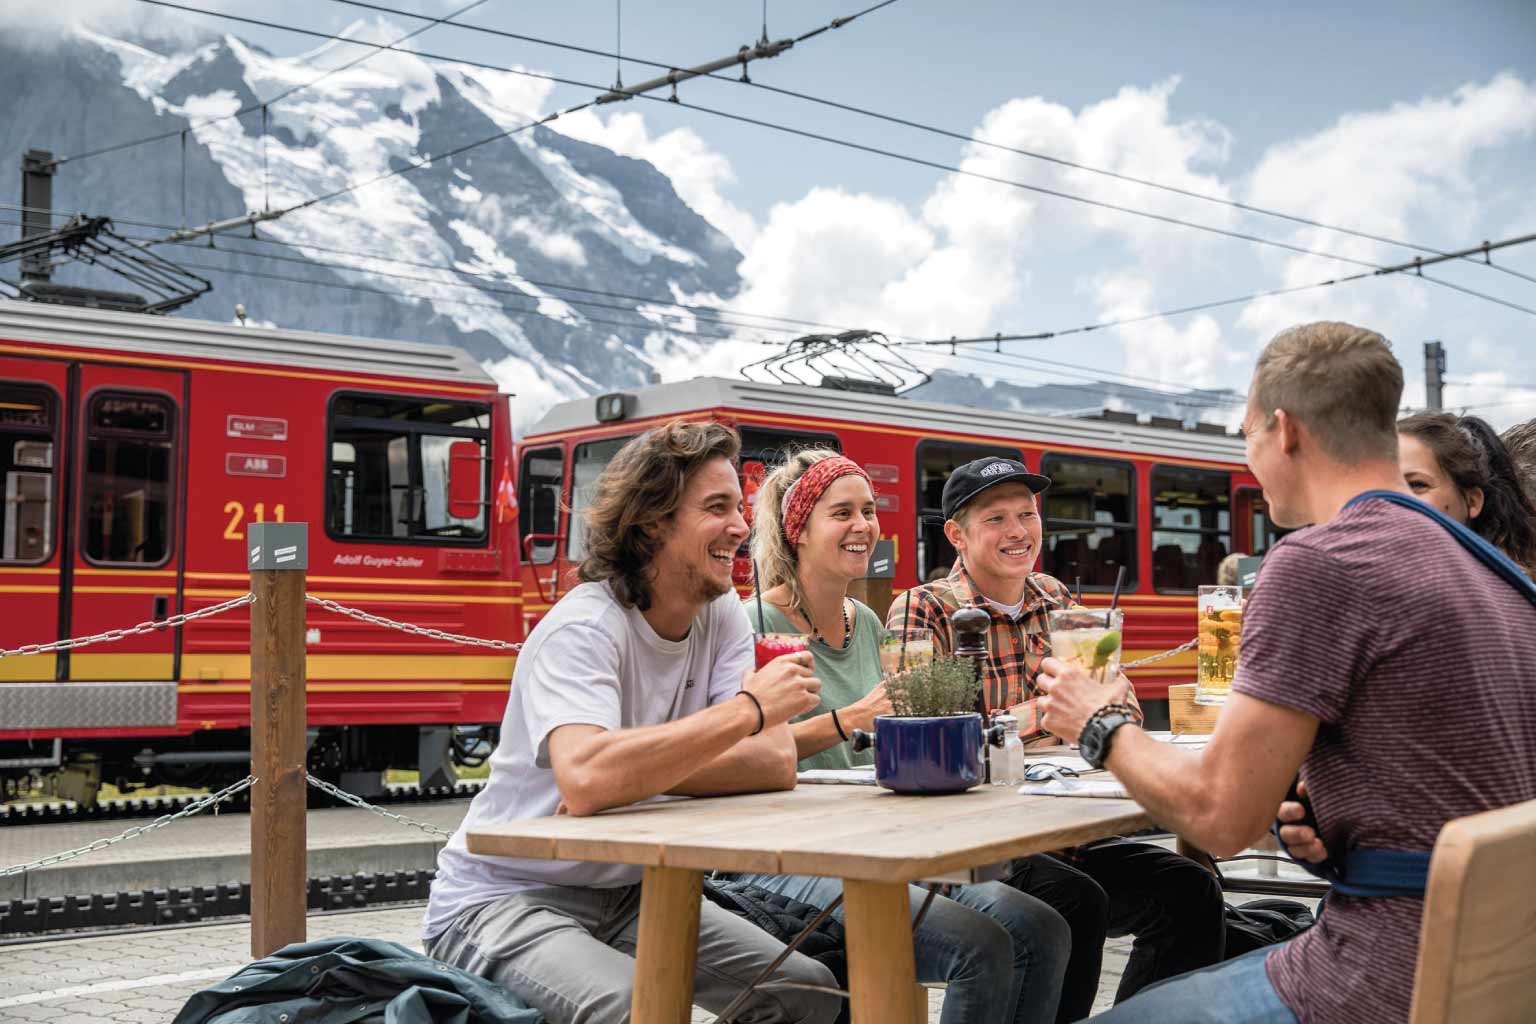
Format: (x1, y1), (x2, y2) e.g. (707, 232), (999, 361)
(1079, 710), (1136, 769)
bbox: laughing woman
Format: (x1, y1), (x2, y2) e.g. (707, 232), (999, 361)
(737, 449), (1071, 1024)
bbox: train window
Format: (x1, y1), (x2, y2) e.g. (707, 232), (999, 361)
(82, 392), (175, 566)
(327, 394), (491, 544)
(567, 436), (634, 560)
(518, 446), (564, 565)
(1040, 454), (1137, 591)
(915, 439), (1023, 581)
(1, 384), (56, 563)
(1151, 464), (1231, 593)
(1235, 486), (1283, 557)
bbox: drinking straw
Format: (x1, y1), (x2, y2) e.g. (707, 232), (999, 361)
(1109, 565), (1126, 612)
(751, 558), (765, 635)
(1074, 576), (1082, 606)
(898, 589), (913, 672)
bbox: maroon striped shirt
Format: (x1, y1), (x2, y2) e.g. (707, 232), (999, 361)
(1233, 497), (1536, 1024)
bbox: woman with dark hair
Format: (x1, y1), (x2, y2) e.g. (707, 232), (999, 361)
(1397, 412), (1536, 573)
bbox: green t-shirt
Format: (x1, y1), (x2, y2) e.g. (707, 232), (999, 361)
(744, 597), (883, 771)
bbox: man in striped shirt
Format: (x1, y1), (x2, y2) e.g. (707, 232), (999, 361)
(1037, 321), (1536, 1023)
(888, 459), (1222, 1023)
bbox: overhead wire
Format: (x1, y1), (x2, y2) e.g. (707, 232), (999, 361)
(309, 0), (1536, 287)
(0, 203), (861, 335)
(116, 0), (1536, 324)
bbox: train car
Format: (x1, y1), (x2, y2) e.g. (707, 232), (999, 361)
(516, 377), (1278, 718)
(0, 301), (521, 803)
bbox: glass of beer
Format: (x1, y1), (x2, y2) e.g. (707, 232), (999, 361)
(755, 632), (810, 670)
(1195, 585), (1243, 705)
(880, 628), (934, 676)
(1047, 608), (1124, 683)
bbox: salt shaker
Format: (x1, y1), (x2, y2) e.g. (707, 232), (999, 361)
(991, 713), (1025, 786)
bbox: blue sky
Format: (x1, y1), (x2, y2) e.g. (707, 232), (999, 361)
(25, 0), (1536, 426)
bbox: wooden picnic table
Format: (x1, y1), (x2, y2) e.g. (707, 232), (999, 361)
(468, 782), (1153, 1024)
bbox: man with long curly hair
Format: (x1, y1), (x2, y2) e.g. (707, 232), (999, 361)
(423, 420), (838, 1024)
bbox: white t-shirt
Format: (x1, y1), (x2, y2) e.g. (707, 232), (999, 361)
(983, 594), (1027, 620)
(423, 581), (754, 940)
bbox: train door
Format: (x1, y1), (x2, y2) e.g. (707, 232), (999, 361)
(0, 359), (68, 682)
(66, 365), (186, 684)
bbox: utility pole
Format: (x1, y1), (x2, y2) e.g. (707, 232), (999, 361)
(1424, 340), (1446, 411)
(19, 149), (55, 286)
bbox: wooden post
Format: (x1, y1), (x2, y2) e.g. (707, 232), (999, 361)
(843, 879), (922, 1024)
(630, 866), (703, 1024)
(248, 522), (309, 958)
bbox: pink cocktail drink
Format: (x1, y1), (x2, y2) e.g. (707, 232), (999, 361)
(754, 632), (809, 670)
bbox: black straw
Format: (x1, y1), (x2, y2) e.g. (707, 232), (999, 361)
(1109, 565), (1126, 612)
(752, 558), (765, 635)
(898, 589), (913, 672)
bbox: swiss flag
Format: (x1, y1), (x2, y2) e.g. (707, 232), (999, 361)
(494, 459), (519, 525)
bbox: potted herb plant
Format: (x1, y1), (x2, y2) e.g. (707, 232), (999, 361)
(851, 656), (987, 794)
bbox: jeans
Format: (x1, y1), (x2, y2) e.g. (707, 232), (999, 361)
(734, 872), (1071, 1024)
(425, 883), (840, 1024)
(1088, 945), (1299, 1023)
(1003, 842), (1226, 1023)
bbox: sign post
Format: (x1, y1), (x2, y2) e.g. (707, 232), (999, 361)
(248, 522), (309, 958)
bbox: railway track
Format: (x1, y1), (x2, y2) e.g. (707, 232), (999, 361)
(0, 778), (486, 827)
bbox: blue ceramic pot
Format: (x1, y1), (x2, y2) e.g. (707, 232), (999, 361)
(851, 714), (984, 794)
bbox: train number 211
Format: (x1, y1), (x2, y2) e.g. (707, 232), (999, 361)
(223, 501), (287, 541)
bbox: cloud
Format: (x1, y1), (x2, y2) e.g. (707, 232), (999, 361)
(723, 78), (1240, 356)
(1237, 73), (1536, 343)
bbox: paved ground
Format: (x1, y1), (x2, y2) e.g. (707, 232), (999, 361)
(0, 905), (1135, 1022)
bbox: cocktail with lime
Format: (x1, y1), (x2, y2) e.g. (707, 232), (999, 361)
(1047, 608), (1124, 684)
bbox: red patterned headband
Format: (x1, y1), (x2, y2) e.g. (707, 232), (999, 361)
(781, 456), (871, 547)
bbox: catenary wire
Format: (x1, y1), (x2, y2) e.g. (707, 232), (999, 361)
(0, 204), (862, 335)
(121, 0), (1536, 321)
(310, 0), (1536, 288)
(124, 0), (1401, 276)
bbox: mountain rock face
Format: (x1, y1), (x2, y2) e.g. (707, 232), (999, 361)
(0, 21), (1233, 430)
(0, 21), (743, 425)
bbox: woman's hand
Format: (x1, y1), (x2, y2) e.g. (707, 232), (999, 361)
(846, 680), (894, 731)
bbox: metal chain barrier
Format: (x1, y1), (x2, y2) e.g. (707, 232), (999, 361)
(305, 595), (521, 651)
(1, 775), (258, 877)
(0, 593), (255, 659)
(1124, 636), (1198, 669)
(306, 773), (455, 839)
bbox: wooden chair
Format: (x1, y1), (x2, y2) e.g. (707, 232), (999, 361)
(1409, 798), (1536, 1024)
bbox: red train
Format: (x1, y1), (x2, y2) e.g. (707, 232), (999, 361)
(517, 377), (1278, 715)
(0, 302), (520, 803)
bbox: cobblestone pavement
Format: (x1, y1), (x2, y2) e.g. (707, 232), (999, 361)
(0, 906), (1132, 1022)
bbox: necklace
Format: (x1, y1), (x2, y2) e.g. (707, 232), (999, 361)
(800, 598), (852, 650)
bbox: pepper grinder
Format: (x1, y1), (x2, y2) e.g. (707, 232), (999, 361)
(951, 606), (995, 782)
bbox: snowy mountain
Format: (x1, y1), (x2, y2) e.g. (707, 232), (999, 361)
(0, 20), (1233, 430)
(1, 20), (746, 424)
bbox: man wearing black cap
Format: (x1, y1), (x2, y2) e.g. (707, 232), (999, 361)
(888, 457), (1225, 1022)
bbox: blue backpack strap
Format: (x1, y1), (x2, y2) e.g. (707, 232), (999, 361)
(1344, 490), (1536, 606)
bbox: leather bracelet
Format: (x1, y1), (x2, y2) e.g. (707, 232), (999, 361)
(738, 690), (765, 736)
(830, 707), (850, 742)
(1079, 702), (1137, 747)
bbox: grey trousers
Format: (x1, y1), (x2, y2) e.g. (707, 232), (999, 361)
(425, 883), (842, 1024)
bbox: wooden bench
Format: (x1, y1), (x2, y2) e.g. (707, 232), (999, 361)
(1409, 798), (1536, 1024)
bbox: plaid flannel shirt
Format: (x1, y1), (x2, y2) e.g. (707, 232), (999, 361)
(885, 561), (1072, 713)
